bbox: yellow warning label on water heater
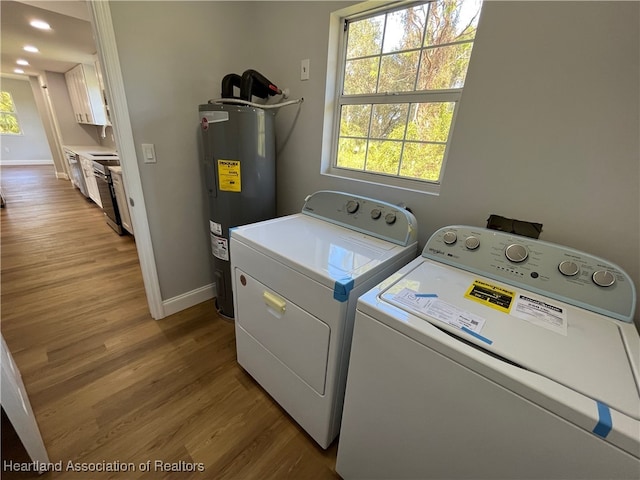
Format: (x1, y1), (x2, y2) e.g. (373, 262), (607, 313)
(218, 159), (241, 192)
(465, 279), (515, 314)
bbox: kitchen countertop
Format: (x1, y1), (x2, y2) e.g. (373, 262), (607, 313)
(63, 145), (119, 161)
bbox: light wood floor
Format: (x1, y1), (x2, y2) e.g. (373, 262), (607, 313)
(0, 166), (339, 479)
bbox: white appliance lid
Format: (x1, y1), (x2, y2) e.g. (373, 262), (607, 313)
(232, 214), (406, 296)
(376, 259), (640, 421)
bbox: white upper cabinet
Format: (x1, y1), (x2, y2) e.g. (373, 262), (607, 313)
(93, 57), (112, 125)
(65, 63), (108, 126)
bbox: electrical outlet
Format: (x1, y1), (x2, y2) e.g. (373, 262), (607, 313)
(301, 59), (310, 81)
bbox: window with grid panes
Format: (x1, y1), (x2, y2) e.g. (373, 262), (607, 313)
(332, 0), (482, 188)
(0, 91), (22, 135)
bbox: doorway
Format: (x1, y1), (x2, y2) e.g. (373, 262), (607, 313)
(1, 0), (163, 319)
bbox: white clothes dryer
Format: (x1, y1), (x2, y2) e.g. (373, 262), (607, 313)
(230, 191), (418, 448)
(337, 225), (639, 479)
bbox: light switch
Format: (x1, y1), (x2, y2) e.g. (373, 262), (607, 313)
(142, 143), (156, 163)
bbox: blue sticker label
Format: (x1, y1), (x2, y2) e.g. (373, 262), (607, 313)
(333, 278), (354, 302)
(593, 401), (612, 438)
(461, 326), (493, 345)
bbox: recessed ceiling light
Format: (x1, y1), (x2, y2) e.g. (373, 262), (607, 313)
(16, 59), (30, 66)
(30, 20), (51, 30)
(23, 45), (39, 53)
(14, 69), (25, 74)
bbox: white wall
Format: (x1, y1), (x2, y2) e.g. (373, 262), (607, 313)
(108, 1), (639, 324)
(441, 0), (639, 262)
(109, 1), (259, 300)
(244, 1), (356, 213)
(0, 76), (52, 164)
(28, 76), (67, 177)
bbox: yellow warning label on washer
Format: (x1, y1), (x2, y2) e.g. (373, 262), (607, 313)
(465, 280), (515, 313)
(217, 159), (241, 192)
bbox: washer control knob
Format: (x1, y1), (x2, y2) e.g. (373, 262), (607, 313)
(593, 270), (616, 287)
(346, 200), (359, 214)
(370, 208), (382, 220)
(505, 243), (528, 263)
(465, 236), (480, 250)
(443, 231), (457, 245)
(558, 260), (580, 277)
(385, 212), (397, 225)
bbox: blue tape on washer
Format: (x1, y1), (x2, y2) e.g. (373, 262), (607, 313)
(461, 326), (493, 345)
(333, 278), (354, 302)
(593, 401), (612, 438)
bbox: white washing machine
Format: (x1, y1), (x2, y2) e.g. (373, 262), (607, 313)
(337, 225), (639, 479)
(230, 191), (418, 448)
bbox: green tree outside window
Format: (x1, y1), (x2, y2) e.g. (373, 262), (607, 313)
(1, 91), (22, 135)
(336, 0), (482, 184)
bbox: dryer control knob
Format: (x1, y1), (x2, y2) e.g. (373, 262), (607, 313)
(558, 260), (580, 276)
(465, 236), (480, 250)
(385, 212), (397, 225)
(593, 270), (616, 287)
(443, 231), (457, 245)
(371, 208), (382, 220)
(346, 200), (359, 214)
(505, 243), (528, 263)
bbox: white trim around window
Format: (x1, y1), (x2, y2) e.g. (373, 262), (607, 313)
(321, 0), (481, 195)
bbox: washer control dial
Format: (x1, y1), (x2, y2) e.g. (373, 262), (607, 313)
(385, 212), (397, 225)
(370, 208), (382, 220)
(558, 260), (580, 277)
(593, 270), (616, 287)
(443, 231), (457, 245)
(346, 200), (359, 214)
(465, 236), (480, 250)
(505, 243), (528, 263)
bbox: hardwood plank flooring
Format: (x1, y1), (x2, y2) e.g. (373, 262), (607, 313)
(0, 166), (339, 479)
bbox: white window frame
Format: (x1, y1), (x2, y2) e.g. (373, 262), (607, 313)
(321, 0), (476, 195)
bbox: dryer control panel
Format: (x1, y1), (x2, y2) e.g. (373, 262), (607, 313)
(302, 191), (418, 247)
(423, 225), (636, 322)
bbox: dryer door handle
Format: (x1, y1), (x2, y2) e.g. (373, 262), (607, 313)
(263, 291), (286, 314)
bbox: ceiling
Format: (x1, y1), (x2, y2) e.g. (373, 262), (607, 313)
(1, 0), (96, 80)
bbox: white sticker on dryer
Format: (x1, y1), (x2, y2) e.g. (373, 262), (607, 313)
(211, 234), (229, 261)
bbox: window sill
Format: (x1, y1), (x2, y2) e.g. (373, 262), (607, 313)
(322, 168), (441, 196)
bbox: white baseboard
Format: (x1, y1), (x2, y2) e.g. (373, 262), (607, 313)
(56, 172), (69, 180)
(0, 159), (54, 166)
(162, 283), (215, 318)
